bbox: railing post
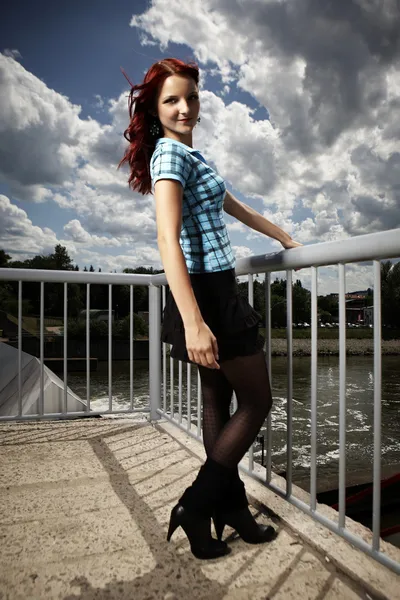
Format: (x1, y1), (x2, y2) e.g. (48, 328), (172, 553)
(149, 284), (162, 421)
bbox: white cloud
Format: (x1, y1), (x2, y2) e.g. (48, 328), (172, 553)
(194, 92), (281, 197)
(1, 0), (399, 292)
(130, 0), (400, 239)
(0, 194), (164, 272)
(232, 245), (254, 261)
(0, 56), (162, 266)
(2, 49), (22, 60)
(0, 194), (58, 258)
(93, 94), (105, 109)
(73, 246), (162, 273)
(0, 53), (103, 202)
(63, 220), (122, 247)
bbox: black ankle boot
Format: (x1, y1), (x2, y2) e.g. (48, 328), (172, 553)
(168, 458), (235, 559)
(179, 458), (237, 517)
(213, 470), (277, 544)
(167, 504), (230, 560)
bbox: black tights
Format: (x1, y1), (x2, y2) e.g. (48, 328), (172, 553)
(198, 350), (272, 469)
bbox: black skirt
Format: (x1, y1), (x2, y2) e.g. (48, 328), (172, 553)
(161, 268), (265, 364)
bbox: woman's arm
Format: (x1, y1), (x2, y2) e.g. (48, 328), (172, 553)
(223, 190), (299, 248)
(155, 179), (203, 328)
(155, 179), (220, 369)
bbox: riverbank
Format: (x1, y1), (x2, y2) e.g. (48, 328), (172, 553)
(164, 338), (400, 358)
(268, 338), (400, 356)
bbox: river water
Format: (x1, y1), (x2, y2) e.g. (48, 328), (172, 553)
(66, 355), (400, 490)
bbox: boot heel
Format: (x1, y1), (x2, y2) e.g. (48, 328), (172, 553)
(213, 513), (226, 541)
(216, 507), (277, 544)
(167, 508), (180, 542)
(167, 503), (231, 559)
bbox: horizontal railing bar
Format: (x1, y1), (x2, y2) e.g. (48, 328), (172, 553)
(0, 269), (153, 285)
(151, 227), (400, 284)
(1, 228), (399, 287)
(234, 228), (400, 276)
(0, 409), (151, 421)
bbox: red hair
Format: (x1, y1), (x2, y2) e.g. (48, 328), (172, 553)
(118, 58), (199, 195)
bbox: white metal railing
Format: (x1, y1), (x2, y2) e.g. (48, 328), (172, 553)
(152, 227), (400, 576)
(0, 270), (157, 420)
(0, 226), (399, 575)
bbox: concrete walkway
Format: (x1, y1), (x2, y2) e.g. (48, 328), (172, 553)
(0, 418), (399, 600)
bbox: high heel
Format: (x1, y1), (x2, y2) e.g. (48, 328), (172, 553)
(213, 507), (277, 544)
(213, 512), (225, 542)
(167, 503), (231, 560)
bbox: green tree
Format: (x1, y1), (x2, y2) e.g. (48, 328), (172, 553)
(381, 260), (400, 328)
(0, 250), (11, 268)
(253, 279), (266, 320)
(0, 251), (13, 315)
(52, 244), (74, 270)
(5, 245), (77, 317)
(271, 278), (287, 298)
(271, 294), (286, 327)
(113, 314), (149, 338)
(318, 294), (338, 323)
(292, 280), (311, 324)
(123, 268), (151, 313)
(67, 313), (148, 340)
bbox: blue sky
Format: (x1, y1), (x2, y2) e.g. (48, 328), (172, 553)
(0, 0), (163, 237)
(1, 1), (149, 110)
(0, 0), (399, 293)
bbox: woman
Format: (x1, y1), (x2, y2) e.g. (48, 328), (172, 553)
(120, 58), (301, 560)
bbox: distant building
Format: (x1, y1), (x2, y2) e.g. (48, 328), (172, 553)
(329, 290), (369, 300)
(325, 290), (371, 324)
(363, 306), (374, 326)
(345, 297), (367, 324)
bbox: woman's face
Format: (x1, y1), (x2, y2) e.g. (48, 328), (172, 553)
(155, 75), (200, 141)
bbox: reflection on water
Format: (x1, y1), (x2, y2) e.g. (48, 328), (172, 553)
(67, 361), (151, 412)
(66, 355), (400, 486)
(267, 355), (400, 486)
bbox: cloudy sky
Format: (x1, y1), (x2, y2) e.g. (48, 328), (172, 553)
(0, 0), (399, 294)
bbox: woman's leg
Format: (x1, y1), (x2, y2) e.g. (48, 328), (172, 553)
(198, 350), (272, 510)
(209, 350), (272, 468)
(176, 350), (273, 538)
(202, 350), (275, 544)
(177, 366), (235, 515)
(198, 365), (234, 457)
(198, 365), (248, 511)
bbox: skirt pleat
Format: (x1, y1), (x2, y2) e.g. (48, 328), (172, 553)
(161, 268), (265, 364)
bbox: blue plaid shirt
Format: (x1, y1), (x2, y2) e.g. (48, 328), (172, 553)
(150, 137), (236, 273)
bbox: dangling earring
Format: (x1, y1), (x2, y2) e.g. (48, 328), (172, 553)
(150, 117), (162, 137)
(197, 117), (201, 123)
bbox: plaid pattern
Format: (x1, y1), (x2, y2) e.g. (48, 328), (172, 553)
(150, 138), (236, 273)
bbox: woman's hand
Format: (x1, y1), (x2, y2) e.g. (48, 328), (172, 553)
(280, 236), (303, 271)
(280, 237), (303, 249)
(185, 321), (220, 369)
